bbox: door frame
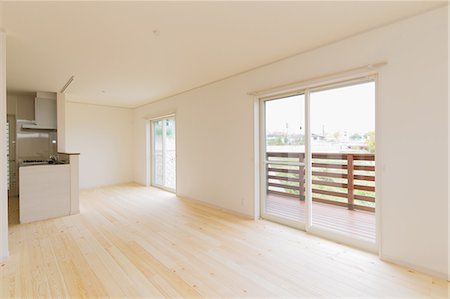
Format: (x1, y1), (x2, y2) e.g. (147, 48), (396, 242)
(258, 74), (380, 253)
(149, 114), (177, 193)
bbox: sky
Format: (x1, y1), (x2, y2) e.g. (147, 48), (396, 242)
(265, 81), (375, 136)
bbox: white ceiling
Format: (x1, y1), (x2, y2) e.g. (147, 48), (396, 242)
(3, 1), (446, 108)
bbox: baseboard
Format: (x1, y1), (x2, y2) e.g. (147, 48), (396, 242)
(381, 253), (448, 281)
(80, 181), (138, 190)
(127, 183), (255, 220)
(179, 195), (255, 220)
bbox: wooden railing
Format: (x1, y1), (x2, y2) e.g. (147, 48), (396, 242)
(266, 152), (375, 212)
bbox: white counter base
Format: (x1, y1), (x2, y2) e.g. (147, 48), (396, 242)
(19, 164), (71, 223)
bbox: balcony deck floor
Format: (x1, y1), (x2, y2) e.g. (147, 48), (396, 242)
(266, 193), (376, 243)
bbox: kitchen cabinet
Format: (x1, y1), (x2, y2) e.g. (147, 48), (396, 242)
(34, 97), (57, 129)
(7, 92), (57, 129)
(6, 94), (16, 115)
(7, 93), (35, 120)
(16, 94), (35, 121)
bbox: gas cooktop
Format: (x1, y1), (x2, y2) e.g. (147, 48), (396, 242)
(22, 159), (48, 163)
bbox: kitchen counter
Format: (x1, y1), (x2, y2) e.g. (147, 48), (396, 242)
(19, 155), (80, 224)
(58, 152), (80, 155)
(19, 161), (68, 167)
(19, 164), (71, 223)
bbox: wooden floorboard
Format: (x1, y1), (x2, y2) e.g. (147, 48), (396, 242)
(1, 184), (448, 298)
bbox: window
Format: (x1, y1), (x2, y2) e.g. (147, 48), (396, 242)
(151, 116), (176, 191)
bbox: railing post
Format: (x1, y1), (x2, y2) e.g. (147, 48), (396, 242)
(347, 154), (354, 210)
(299, 153), (305, 200)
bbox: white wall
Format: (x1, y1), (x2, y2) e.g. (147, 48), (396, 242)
(56, 93), (67, 152)
(134, 7), (448, 278)
(66, 102), (133, 189)
(448, 4), (450, 282)
(0, 30), (8, 261)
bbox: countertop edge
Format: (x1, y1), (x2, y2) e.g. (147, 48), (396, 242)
(19, 164), (70, 168)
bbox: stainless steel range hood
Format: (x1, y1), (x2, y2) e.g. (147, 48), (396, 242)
(22, 92), (57, 130)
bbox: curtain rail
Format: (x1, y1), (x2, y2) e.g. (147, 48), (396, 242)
(248, 62), (387, 97)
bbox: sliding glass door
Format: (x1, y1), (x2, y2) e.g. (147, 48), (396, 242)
(261, 94), (306, 228)
(309, 81), (376, 244)
(261, 78), (376, 248)
(152, 116), (176, 192)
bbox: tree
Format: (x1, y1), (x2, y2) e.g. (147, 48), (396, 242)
(333, 131), (342, 141)
(365, 131), (375, 153)
(350, 133), (362, 140)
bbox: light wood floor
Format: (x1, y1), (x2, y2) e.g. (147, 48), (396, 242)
(1, 184), (448, 298)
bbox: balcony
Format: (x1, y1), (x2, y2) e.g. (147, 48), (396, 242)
(265, 152), (376, 242)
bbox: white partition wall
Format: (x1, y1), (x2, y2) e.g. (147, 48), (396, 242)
(0, 31), (8, 261)
(448, 3), (450, 282)
(65, 102), (133, 189)
(57, 93), (67, 152)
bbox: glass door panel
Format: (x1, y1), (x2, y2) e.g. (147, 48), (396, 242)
(309, 81), (376, 243)
(263, 94), (306, 225)
(163, 117), (176, 190)
(152, 117), (176, 191)
(152, 120), (164, 186)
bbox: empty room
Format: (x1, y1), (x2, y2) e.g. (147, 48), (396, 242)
(0, 1), (449, 298)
